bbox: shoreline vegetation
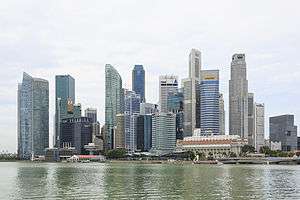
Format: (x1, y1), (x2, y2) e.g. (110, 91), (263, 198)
(1, 146), (300, 165)
(1, 157), (300, 165)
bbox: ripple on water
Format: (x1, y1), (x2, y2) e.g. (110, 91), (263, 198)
(0, 162), (300, 199)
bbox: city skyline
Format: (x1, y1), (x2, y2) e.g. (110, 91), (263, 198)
(1, 1), (300, 152)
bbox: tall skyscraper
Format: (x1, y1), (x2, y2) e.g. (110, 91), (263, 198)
(136, 114), (152, 152)
(115, 114), (125, 149)
(183, 49), (201, 137)
(167, 89), (184, 140)
(229, 54), (248, 139)
(55, 75), (75, 147)
(124, 90), (141, 152)
(105, 64), (123, 150)
(132, 65), (145, 102)
(151, 112), (176, 155)
(248, 93), (255, 146)
(270, 115), (298, 151)
(159, 75), (178, 113)
(85, 108), (97, 123)
(219, 93), (225, 135)
(200, 70), (220, 135)
(17, 72), (49, 159)
(254, 103), (265, 152)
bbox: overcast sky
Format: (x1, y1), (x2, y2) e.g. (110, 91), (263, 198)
(1, 0), (300, 152)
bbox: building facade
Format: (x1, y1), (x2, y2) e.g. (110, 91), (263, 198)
(247, 93), (255, 146)
(176, 135), (247, 158)
(18, 72), (49, 159)
(269, 115), (298, 151)
(140, 102), (158, 115)
(254, 103), (265, 152)
(132, 65), (145, 102)
(105, 64), (123, 150)
(124, 90), (141, 152)
(54, 75), (75, 147)
(183, 49), (201, 137)
(136, 114), (152, 152)
(167, 89), (184, 140)
(200, 70), (220, 135)
(159, 75), (178, 113)
(60, 117), (93, 154)
(219, 93), (225, 135)
(115, 114), (125, 149)
(151, 113), (176, 155)
(229, 54), (248, 139)
(85, 108), (97, 123)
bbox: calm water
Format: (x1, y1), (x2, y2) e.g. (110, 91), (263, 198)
(0, 162), (299, 199)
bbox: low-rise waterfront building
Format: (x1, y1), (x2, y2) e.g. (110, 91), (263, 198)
(176, 135), (247, 157)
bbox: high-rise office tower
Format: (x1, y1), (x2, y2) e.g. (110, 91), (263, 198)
(167, 89), (184, 140)
(248, 93), (255, 146)
(60, 117), (93, 154)
(124, 90), (141, 152)
(105, 64), (123, 150)
(159, 75), (178, 113)
(229, 54), (248, 139)
(219, 93), (225, 135)
(55, 75), (75, 147)
(270, 115), (298, 151)
(85, 108), (97, 123)
(200, 70), (220, 135)
(183, 49), (201, 137)
(254, 103), (265, 152)
(151, 113), (176, 155)
(17, 72), (49, 159)
(132, 65), (145, 102)
(136, 114), (152, 152)
(115, 114), (125, 149)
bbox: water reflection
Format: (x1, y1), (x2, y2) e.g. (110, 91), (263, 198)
(4, 162), (300, 199)
(15, 163), (49, 199)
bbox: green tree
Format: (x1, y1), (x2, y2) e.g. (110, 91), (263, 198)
(259, 146), (271, 155)
(197, 152), (206, 160)
(241, 145), (255, 155)
(186, 151), (196, 161)
(207, 152), (214, 160)
(229, 151), (237, 158)
(106, 148), (127, 159)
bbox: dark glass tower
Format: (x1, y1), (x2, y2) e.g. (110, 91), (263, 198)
(55, 75), (75, 147)
(132, 65), (145, 102)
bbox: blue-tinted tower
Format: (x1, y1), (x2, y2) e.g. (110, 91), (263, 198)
(132, 65), (145, 102)
(200, 70), (220, 135)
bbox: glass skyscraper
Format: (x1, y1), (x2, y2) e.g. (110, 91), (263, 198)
(136, 114), (152, 152)
(17, 72), (49, 159)
(124, 90), (141, 152)
(132, 65), (145, 102)
(200, 70), (220, 135)
(167, 90), (184, 139)
(55, 75), (75, 147)
(105, 64), (123, 150)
